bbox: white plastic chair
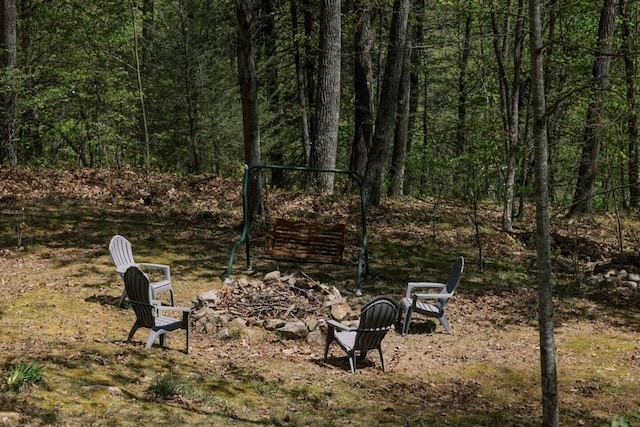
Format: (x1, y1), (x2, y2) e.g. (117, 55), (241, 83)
(109, 235), (174, 308)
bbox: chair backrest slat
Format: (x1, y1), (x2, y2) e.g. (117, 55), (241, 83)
(109, 235), (136, 271)
(439, 256), (464, 307)
(124, 266), (156, 328)
(354, 296), (397, 351)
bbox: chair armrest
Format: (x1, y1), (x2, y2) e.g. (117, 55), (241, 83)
(326, 319), (353, 332)
(137, 263), (171, 280)
(405, 282), (446, 298)
(158, 306), (191, 313)
(157, 305), (191, 319)
(414, 292), (453, 301)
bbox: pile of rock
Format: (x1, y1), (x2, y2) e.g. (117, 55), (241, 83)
(191, 271), (356, 344)
(583, 268), (640, 289)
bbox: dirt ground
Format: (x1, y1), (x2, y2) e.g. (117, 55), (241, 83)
(0, 167), (639, 426)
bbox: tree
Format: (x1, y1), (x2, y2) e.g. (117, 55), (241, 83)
(530, 0), (559, 423)
(568, 0), (617, 216)
(309, 0), (341, 193)
(349, 0), (375, 178)
(620, 0), (638, 208)
(236, 0), (263, 222)
(388, 19), (412, 197)
(366, 0), (411, 206)
(489, 0), (526, 232)
(0, 0), (18, 166)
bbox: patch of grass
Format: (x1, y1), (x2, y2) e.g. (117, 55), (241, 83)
(5, 361), (44, 390)
(611, 411), (640, 427)
(147, 373), (185, 399)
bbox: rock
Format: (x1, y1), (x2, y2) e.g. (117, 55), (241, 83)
(628, 273), (640, 282)
(264, 270), (281, 282)
(624, 280), (638, 289)
(198, 290), (220, 304)
(263, 318), (286, 330)
(330, 301), (352, 321)
(277, 320), (309, 339)
(217, 327), (231, 339)
(306, 329), (324, 346)
(305, 316), (319, 332)
(228, 317), (247, 330)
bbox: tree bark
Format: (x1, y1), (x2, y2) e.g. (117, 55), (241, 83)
(365, 0), (411, 206)
(290, 0), (311, 166)
(530, 0), (559, 423)
(568, 0), (617, 216)
(620, 0), (639, 208)
(309, 0), (340, 193)
(455, 7), (472, 156)
(349, 0), (374, 178)
(490, 0), (525, 232)
(0, 0), (18, 166)
(236, 0), (263, 222)
(388, 20), (412, 197)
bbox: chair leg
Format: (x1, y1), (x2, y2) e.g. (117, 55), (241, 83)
(323, 327), (335, 362)
(128, 323), (141, 341)
(146, 330), (163, 348)
(439, 313), (452, 334)
(347, 351), (356, 373)
(169, 289), (175, 306)
(378, 347), (385, 372)
(402, 307), (413, 336)
(185, 326), (190, 354)
(118, 289), (127, 308)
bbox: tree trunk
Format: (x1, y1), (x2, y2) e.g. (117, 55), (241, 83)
(259, 0), (284, 185)
(290, 0), (311, 166)
(530, 0), (559, 423)
(0, 0), (18, 166)
(349, 0), (374, 178)
(388, 20), (412, 198)
(302, 0), (316, 151)
(490, 0), (525, 232)
(365, 0), (411, 206)
(179, 0), (201, 173)
(620, 0), (639, 208)
(455, 7), (472, 156)
(568, 0), (617, 216)
(309, 0), (340, 193)
(236, 0), (263, 222)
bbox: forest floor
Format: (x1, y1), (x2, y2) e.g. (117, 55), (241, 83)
(0, 166), (639, 426)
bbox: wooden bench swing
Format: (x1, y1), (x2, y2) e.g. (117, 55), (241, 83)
(225, 165), (369, 295)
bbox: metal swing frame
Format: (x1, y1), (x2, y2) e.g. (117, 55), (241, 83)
(225, 164), (369, 295)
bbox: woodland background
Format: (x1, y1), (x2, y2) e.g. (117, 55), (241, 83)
(0, 0), (637, 221)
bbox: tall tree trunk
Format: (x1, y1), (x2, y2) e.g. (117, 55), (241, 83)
(365, 0), (411, 206)
(620, 0), (639, 208)
(290, 0), (311, 166)
(302, 0), (316, 152)
(455, 6), (472, 156)
(0, 0), (18, 166)
(388, 20), (412, 197)
(131, 2), (151, 171)
(309, 0), (340, 193)
(530, 0), (559, 424)
(490, 0), (525, 232)
(236, 0), (263, 222)
(568, 0), (617, 216)
(259, 0), (283, 185)
(179, 0), (201, 173)
(349, 0), (374, 177)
